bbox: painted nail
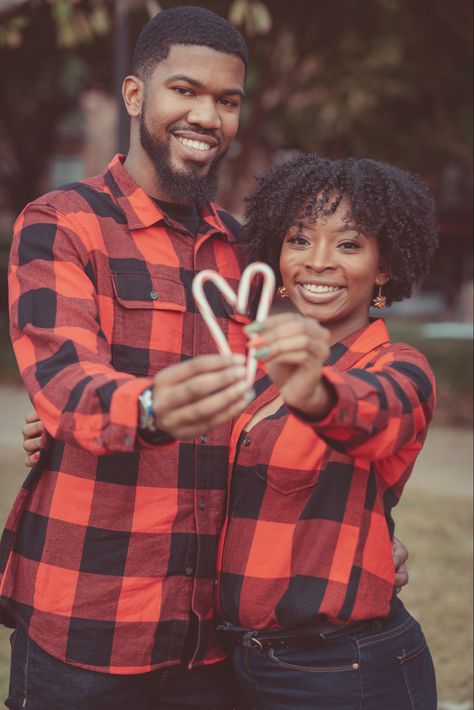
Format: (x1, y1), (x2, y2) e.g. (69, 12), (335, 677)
(245, 321), (266, 334)
(34, 452), (40, 460)
(253, 346), (271, 359)
(248, 335), (266, 350)
(231, 353), (246, 365)
(233, 366), (247, 379)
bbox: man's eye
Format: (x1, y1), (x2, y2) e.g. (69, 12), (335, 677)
(219, 97), (238, 108)
(173, 87), (193, 96)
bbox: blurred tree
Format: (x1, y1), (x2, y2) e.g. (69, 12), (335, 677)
(0, 0), (472, 215)
(0, 0), (115, 214)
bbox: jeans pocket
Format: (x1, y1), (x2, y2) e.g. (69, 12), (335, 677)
(266, 645), (359, 673)
(238, 645), (362, 710)
(397, 640), (437, 710)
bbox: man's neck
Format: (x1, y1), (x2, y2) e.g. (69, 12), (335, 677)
(123, 149), (191, 205)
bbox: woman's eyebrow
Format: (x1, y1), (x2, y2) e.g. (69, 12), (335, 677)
(333, 225), (360, 236)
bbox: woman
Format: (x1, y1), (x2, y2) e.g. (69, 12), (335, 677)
(214, 155), (438, 709)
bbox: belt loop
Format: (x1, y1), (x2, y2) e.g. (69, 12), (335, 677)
(241, 630), (262, 650)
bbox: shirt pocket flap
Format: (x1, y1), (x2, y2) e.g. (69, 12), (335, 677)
(256, 465), (320, 495)
(220, 296), (250, 325)
(112, 271), (186, 312)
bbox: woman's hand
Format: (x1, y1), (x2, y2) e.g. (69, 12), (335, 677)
(152, 353), (253, 440)
(393, 537), (409, 592)
(22, 410), (44, 467)
(246, 313), (335, 419)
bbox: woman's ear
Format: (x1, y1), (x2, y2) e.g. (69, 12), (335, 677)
(375, 268), (390, 287)
(122, 75), (144, 118)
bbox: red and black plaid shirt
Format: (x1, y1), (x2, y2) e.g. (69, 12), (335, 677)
(1, 155), (249, 673)
(216, 319), (435, 629)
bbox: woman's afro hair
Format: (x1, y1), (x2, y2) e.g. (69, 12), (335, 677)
(244, 154), (439, 306)
(131, 6), (248, 79)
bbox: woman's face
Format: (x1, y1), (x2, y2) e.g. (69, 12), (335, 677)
(279, 196), (388, 344)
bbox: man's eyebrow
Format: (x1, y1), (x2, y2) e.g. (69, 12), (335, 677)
(165, 74), (245, 98)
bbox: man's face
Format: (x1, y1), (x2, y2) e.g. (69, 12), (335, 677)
(139, 44), (245, 204)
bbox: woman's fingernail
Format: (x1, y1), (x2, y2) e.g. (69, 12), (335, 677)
(34, 452), (40, 460)
(245, 321), (266, 334)
(253, 346), (271, 359)
(231, 354), (246, 365)
(248, 335), (266, 350)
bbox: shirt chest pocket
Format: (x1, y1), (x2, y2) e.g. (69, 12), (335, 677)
(254, 424), (326, 495)
(111, 270), (187, 376)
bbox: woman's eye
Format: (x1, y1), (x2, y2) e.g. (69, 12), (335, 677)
(339, 241), (360, 250)
(287, 234), (309, 246)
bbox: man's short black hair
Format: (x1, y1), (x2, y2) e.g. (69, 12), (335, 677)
(131, 6), (248, 79)
(244, 154), (439, 305)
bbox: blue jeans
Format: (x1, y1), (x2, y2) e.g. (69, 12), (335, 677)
(6, 624), (245, 710)
(229, 602), (437, 710)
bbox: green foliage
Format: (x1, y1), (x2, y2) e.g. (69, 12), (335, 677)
(229, 0), (272, 36)
(387, 320), (473, 428)
(0, 13), (28, 48)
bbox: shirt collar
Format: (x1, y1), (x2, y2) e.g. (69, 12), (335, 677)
(103, 154), (233, 239)
(327, 318), (390, 370)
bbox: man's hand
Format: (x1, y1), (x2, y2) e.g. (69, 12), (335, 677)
(22, 410), (44, 467)
(152, 353), (254, 440)
(393, 537), (409, 592)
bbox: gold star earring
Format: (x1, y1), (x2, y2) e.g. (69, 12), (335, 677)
(372, 285), (387, 309)
(277, 286), (288, 299)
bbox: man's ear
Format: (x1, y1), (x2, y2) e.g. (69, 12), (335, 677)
(122, 75), (144, 118)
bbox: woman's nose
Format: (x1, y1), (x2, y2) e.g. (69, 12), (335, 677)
(305, 242), (336, 271)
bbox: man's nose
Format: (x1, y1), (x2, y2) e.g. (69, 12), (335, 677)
(187, 97), (222, 130)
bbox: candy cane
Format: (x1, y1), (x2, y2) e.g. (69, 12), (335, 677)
(236, 262), (275, 384)
(192, 262), (275, 385)
(192, 270), (237, 355)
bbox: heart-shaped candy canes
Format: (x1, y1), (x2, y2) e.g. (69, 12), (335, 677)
(192, 262), (276, 385)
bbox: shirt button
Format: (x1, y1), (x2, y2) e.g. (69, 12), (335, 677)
(150, 290), (159, 300)
(185, 565), (194, 577)
(340, 409), (349, 422)
(124, 435), (131, 446)
(352, 662), (360, 670)
(199, 499), (206, 510)
(200, 434), (208, 444)
(243, 437), (252, 446)
(95, 438), (101, 447)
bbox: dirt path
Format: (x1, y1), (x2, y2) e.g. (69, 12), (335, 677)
(0, 385), (472, 499)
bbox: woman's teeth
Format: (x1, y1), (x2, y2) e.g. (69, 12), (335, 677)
(302, 284), (341, 293)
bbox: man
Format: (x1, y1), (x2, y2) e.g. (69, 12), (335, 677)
(2, 7), (254, 709)
(3, 5), (408, 709)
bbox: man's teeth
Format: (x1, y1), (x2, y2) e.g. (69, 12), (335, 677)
(302, 284), (341, 293)
(177, 137), (211, 151)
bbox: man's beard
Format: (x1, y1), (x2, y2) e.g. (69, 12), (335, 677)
(139, 112), (226, 205)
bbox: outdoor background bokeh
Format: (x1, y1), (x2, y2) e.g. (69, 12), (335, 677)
(0, 1), (472, 708)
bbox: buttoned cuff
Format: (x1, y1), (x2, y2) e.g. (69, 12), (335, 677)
(100, 376), (154, 451)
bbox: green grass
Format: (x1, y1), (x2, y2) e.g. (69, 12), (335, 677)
(386, 319), (473, 428)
